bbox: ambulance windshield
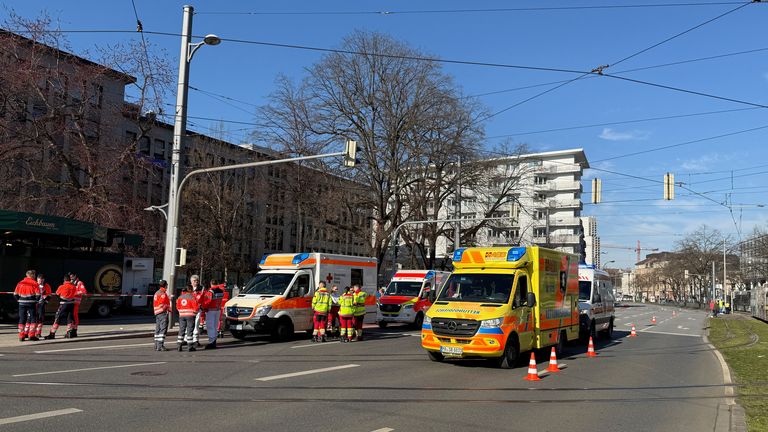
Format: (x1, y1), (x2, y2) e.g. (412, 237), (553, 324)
(241, 273), (294, 295)
(578, 281), (592, 301)
(437, 273), (513, 303)
(385, 281), (422, 297)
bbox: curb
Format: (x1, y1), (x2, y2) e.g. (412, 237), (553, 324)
(704, 322), (748, 432)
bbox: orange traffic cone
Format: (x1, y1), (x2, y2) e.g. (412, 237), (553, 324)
(547, 347), (561, 373)
(587, 336), (597, 357)
(651, 316), (657, 324)
(630, 325), (637, 337)
(524, 352), (541, 381)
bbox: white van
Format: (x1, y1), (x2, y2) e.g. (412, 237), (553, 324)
(578, 264), (616, 340)
(225, 253), (377, 340)
(376, 270), (450, 328)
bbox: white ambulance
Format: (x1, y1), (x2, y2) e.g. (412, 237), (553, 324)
(225, 253), (377, 341)
(376, 270), (450, 328)
(578, 264), (616, 341)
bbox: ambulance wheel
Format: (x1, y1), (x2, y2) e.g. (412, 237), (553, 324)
(231, 330), (247, 340)
(427, 351), (444, 362)
(378, 321), (388, 328)
(271, 318), (294, 341)
(413, 313), (424, 329)
(496, 334), (520, 369)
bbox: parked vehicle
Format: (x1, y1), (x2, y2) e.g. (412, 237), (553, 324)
(225, 253), (377, 341)
(421, 246), (580, 368)
(578, 264), (616, 341)
(377, 270), (449, 328)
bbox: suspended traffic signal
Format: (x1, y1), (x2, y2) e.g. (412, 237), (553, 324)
(591, 178), (602, 204)
(663, 172), (675, 200)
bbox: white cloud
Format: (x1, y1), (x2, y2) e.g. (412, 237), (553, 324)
(598, 128), (650, 141)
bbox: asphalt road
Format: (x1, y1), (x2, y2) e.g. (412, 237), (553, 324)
(0, 304), (732, 432)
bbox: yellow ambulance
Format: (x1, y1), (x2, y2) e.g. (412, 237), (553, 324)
(421, 246), (579, 368)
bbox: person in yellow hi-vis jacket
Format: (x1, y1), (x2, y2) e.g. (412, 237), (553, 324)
(338, 287), (356, 343)
(352, 285), (367, 341)
(311, 282), (331, 342)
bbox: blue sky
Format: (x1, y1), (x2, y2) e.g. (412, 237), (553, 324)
(4, 1), (768, 268)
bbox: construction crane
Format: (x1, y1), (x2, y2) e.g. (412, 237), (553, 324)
(602, 240), (659, 263)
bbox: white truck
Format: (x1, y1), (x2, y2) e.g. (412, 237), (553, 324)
(578, 264), (616, 340)
(225, 253), (377, 340)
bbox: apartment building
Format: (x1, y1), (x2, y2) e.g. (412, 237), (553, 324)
(433, 148), (589, 258)
(582, 216), (601, 267)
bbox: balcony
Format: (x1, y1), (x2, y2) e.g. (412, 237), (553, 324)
(534, 164), (582, 175)
(549, 217), (581, 227)
(533, 181), (582, 192)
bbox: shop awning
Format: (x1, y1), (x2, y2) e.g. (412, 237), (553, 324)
(0, 209), (109, 243)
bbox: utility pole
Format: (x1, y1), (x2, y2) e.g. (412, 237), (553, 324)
(723, 242), (727, 306)
(454, 156), (461, 251)
(711, 261), (716, 301)
(545, 207), (550, 247)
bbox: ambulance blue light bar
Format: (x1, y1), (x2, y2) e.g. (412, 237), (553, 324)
(259, 254), (271, 265)
(452, 248), (466, 262)
(292, 253), (310, 264)
(506, 247), (527, 262)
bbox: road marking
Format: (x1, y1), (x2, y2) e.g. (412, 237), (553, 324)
(4, 381), (85, 386)
(638, 330), (701, 337)
(290, 341), (341, 349)
(0, 408), (82, 425)
(34, 343), (154, 354)
(12, 362), (166, 377)
(255, 364), (359, 381)
(370, 428), (394, 432)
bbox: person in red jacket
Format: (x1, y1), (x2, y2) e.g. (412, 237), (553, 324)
(200, 280), (224, 349)
(14, 270), (40, 341)
(176, 285), (199, 352)
(190, 275), (204, 347)
(216, 283), (229, 338)
(34, 273), (52, 339)
(153, 280), (171, 351)
(70, 273), (87, 338)
(44, 276), (77, 339)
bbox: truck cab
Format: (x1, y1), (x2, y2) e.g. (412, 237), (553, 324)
(377, 270), (449, 328)
(577, 264), (616, 340)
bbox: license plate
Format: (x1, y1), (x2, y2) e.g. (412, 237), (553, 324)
(440, 346), (463, 356)
(233, 324), (243, 330)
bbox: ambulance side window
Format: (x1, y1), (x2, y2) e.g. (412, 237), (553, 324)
(350, 268), (363, 287)
(292, 274), (310, 298)
(513, 275), (529, 308)
(592, 282), (602, 304)
(421, 282), (432, 299)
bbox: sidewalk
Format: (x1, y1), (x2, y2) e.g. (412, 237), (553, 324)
(0, 315), (171, 348)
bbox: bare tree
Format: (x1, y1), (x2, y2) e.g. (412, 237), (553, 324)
(0, 13), (172, 239)
(256, 31), (487, 272)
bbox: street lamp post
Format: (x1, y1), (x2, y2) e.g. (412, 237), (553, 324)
(162, 5), (220, 296)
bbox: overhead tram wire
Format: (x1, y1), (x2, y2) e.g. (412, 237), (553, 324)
(478, 1), (757, 122)
(195, 2), (754, 16)
(128, 0), (164, 113)
(10, 28), (767, 111)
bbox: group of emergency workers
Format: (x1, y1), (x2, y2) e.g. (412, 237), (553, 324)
(152, 275), (229, 352)
(13, 269), (87, 342)
(311, 282), (368, 343)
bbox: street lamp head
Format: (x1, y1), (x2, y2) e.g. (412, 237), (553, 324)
(203, 34), (221, 46)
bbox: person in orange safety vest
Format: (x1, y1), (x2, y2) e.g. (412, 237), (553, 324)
(70, 272), (87, 338)
(44, 276), (77, 340)
(153, 280), (171, 351)
(176, 285), (199, 352)
(14, 270), (40, 342)
(33, 274), (52, 339)
(200, 280), (224, 349)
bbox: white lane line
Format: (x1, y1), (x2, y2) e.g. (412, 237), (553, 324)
(34, 343), (153, 354)
(638, 330), (701, 337)
(4, 381), (85, 386)
(12, 362), (166, 377)
(371, 428), (394, 432)
(290, 341), (341, 349)
(0, 408), (82, 425)
(255, 364), (359, 381)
